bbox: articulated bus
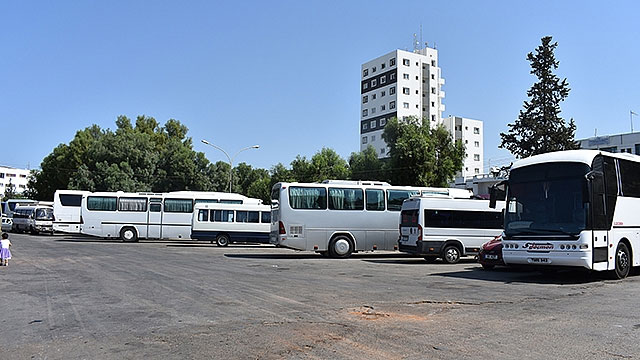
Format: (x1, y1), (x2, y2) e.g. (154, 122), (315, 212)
(490, 150), (640, 279)
(191, 203), (271, 246)
(53, 190), (90, 233)
(80, 191), (262, 241)
(270, 180), (473, 258)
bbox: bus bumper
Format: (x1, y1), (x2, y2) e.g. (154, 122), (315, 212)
(398, 241), (443, 256)
(503, 250), (592, 269)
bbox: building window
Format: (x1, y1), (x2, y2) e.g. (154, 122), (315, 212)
(403, 102), (409, 109)
(403, 87), (410, 95)
(362, 136), (368, 144)
(371, 107), (376, 114)
(363, 69), (368, 77)
(380, 118), (386, 126)
(390, 101), (396, 109)
(431, 115), (436, 121)
(390, 86), (395, 95)
(431, 101), (435, 107)
(474, 127), (480, 134)
(431, 87), (436, 94)
(635, 144), (640, 154)
(372, 66), (377, 73)
(363, 95), (368, 104)
(381, 104), (385, 111)
(380, 76), (386, 84)
(474, 154), (480, 161)
(381, 63), (385, 69)
(403, 58), (410, 66)
(415, 76), (419, 80)
(381, 90), (386, 97)
(390, 58), (396, 66)
(370, 120), (376, 128)
(403, 73), (409, 80)
(431, 74), (435, 80)
(371, 79), (377, 87)
(475, 168), (480, 174)
(372, 93), (376, 100)
(363, 82), (368, 90)
(431, 60), (436, 66)
(371, 135), (376, 141)
(415, 90), (419, 94)
(465, 140), (468, 144)
(390, 73), (396, 80)
(363, 123), (368, 130)
(363, 109), (368, 117)
(380, 148), (386, 155)
(474, 141), (480, 148)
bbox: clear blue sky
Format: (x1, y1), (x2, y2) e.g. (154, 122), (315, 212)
(2, 1), (639, 172)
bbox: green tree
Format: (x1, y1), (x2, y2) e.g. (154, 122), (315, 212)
(308, 148), (349, 182)
(382, 116), (465, 187)
(348, 145), (385, 181)
(500, 36), (579, 158)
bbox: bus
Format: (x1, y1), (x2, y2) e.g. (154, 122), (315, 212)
(3, 199), (38, 218)
(80, 191), (262, 241)
(12, 204), (55, 234)
(191, 203), (271, 246)
(398, 196), (505, 263)
(489, 149), (640, 279)
(53, 190), (89, 233)
(270, 180), (473, 258)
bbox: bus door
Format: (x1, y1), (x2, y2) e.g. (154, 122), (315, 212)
(147, 198), (163, 239)
(589, 157), (617, 271)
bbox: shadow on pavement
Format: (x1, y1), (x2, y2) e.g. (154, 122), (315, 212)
(362, 258), (479, 266)
(430, 266), (609, 285)
(224, 252), (419, 260)
(166, 244), (269, 249)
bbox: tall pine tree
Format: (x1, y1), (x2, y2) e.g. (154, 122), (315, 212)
(500, 36), (579, 158)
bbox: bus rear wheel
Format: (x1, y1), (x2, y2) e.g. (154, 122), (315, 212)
(120, 227), (138, 242)
(329, 236), (353, 259)
(216, 234), (230, 247)
(442, 245), (461, 264)
(611, 242), (631, 279)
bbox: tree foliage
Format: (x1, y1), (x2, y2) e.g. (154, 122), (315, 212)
(348, 146), (385, 181)
(382, 116), (465, 187)
(500, 36), (579, 158)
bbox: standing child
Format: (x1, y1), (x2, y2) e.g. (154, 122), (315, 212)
(0, 233), (11, 266)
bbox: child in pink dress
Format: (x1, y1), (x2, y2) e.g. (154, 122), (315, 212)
(0, 233), (12, 266)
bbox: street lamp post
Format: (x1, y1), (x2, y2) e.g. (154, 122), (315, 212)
(201, 139), (260, 193)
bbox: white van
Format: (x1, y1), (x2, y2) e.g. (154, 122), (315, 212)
(12, 205), (55, 234)
(398, 196), (505, 263)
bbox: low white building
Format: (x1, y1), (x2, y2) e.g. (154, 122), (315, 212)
(577, 131), (640, 154)
(0, 166), (31, 194)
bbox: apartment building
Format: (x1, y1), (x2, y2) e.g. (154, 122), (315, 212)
(578, 131), (640, 154)
(0, 165), (30, 194)
(443, 116), (484, 179)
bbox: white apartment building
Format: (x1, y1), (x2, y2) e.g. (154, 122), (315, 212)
(443, 116), (484, 179)
(0, 166), (30, 194)
(577, 131), (640, 154)
(360, 46), (445, 158)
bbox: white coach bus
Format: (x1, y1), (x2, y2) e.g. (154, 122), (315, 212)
(490, 150), (640, 279)
(81, 191), (262, 241)
(270, 180), (473, 258)
(53, 190), (90, 233)
(398, 196), (505, 263)
(191, 203), (271, 246)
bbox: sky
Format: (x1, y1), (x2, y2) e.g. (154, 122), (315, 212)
(2, 0), (639, 173)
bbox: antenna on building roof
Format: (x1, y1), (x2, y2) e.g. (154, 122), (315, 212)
(413, 33), (419, 52)
(420, 23), (423, 50)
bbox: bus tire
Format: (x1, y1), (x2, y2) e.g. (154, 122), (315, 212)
(216, 234), (230, 247)
(611, 242), (631, 279)
(120, 227), (138, 242)
(329, 235), (354, 259)
(442, 244), (461, 264)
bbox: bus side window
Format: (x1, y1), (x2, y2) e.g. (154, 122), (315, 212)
(150, 203), (161, 212)
(198, 209), (208, 222)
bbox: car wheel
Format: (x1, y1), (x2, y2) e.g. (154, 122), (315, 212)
(611, 242), (631, 279)
(329, 236), (354, 259)
(442, 245), (461, 264)
(120, 227), (138, 242)
(216, 234), (230, 247)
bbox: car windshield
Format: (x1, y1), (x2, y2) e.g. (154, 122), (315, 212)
(36, 208), (54, 220)
(505, 162), (590, 237)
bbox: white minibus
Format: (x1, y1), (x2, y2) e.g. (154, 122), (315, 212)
(270, 180), (473, 258)
(398, 196), (505, 263)
(12, 204), (55, 234)
(191, 203), (271, 246)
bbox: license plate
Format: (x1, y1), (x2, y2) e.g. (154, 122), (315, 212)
(485, 254), (498, 260)
(529, 257), (550, 264)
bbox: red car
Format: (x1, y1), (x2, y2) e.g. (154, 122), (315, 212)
(478, 235), (504, 270)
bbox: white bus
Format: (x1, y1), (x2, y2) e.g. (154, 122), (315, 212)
(191, 203), (271, 246)
(3, 199), (38, 218)
(53, 190), (90, 233)
(12, 204), (55, 234)
(490, 150), (640, 279)
(398, 196), (505, 263)
(270, 180), (473, 258)
(80, 191), (262, 241)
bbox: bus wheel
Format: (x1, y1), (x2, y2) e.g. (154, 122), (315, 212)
(120, 227), (138, 242)
(329, 236), (353, 258)
(611, 242), (631, 279)
(216, 234), (230, 247)
(442, 245), (461, 264)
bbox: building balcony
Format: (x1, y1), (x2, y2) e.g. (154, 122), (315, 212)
(439, 78), (445, 85)
(438, 90), (445, 98)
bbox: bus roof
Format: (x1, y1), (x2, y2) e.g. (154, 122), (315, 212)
(511, 149), (640, 170)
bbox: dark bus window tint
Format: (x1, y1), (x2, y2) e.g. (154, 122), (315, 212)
(619, 159), (640, 197)
(197, 209), (209, 222)
(213, 210), (234, 222)
(59, 194), (82, 207)
(247, 211), (260, 223)
(236, 211), (248, 223)
(261, 211), (271, 223)
(87, 196), (117, 211)
(328, 188), (364, 210)
(424, 210), (503, 229)
(164, 199), (193, 213)
(400, 209), (419, 226)
(118, 197), (148, 212)
(387, 190), (419, 211)
(149, 203), (162, 213)
(366, 189), (385, 211)
(220, 200), (243, 204)
(289, 187), (327, 210)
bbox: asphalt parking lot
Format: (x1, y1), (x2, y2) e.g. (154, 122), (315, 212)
(1, 233), (640, 359)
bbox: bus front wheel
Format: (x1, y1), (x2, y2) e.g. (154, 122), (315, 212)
(611, 242), (631, 279)
(329, 236), (353, 259)
(216, 234), (230, 247)
(120, 227), (138, 242)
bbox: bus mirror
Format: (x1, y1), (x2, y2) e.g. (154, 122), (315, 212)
(584, 170), (603, 182)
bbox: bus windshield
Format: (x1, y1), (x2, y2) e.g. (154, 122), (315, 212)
(505, 162), (590, 238)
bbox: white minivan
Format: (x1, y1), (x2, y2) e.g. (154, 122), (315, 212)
(12, 205), (55, 234)
(398, 196), (505, 263)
